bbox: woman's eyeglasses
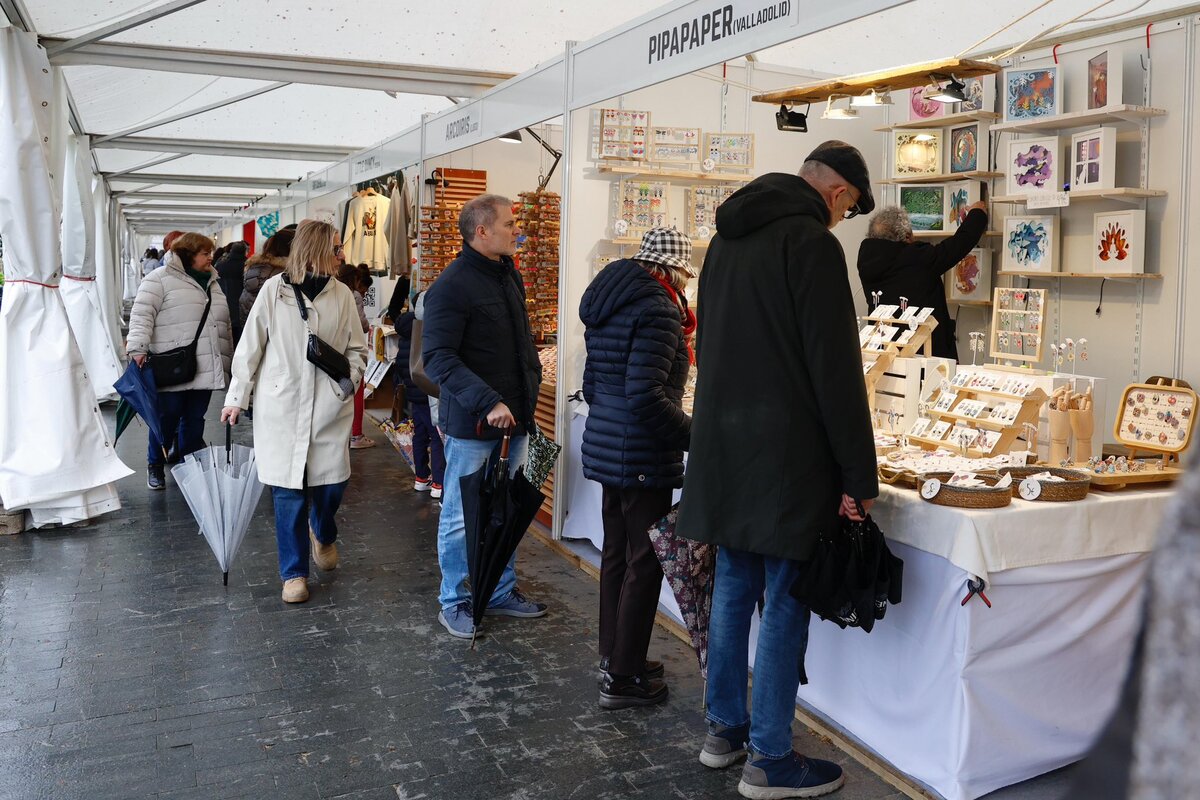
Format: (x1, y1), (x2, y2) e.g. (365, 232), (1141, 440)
(333, 244), (345, 255)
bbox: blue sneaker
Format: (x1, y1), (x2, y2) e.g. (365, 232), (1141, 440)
(738, 751), (844, 799)
(485, 589), (547, 618)
(699, 721), (750, 769)
(438, 601), (474, 639)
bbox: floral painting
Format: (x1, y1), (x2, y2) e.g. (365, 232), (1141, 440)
(950, 125), (979, 173)
(909, 86), (944, 121)
(900, 185), (945, 231)
(1004, 67), (1059, 121)
(1093, 210), (1146, 274)
(1003, 215), (1057, 272)
(1006, 136), (1060, 195)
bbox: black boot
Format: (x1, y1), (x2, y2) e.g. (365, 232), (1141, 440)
(599, 673), (668, 710)
(599, 657), (665, 680)
(147, 464), (165, 490)
(166, 442), (181, 465)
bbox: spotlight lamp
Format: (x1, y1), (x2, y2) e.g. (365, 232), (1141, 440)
(928, 74), (967, 104)
(821, 96), (859, 120)
(499, 130), (523, 144)
(851, 88), (893, 107)
(776, 103), (809, 133)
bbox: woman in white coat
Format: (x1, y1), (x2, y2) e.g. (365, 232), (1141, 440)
(221, 220), (368, 604)
(127, 232), (233, 490)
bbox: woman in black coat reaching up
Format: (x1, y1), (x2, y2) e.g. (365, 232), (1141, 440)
(580, 227), (694, 711)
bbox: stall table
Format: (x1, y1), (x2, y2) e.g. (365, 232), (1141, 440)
(561, 410), (1172, 800)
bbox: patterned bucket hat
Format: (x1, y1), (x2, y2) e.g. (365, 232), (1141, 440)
(633, 227), (695, 276)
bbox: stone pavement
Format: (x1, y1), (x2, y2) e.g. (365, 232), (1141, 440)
(0, 411), (1070, 800)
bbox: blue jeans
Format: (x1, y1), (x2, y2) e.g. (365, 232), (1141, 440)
(271, 481), (348, 580)
(148, 389), (211, 465)
(437, 434), (528, 610)
(706, 547), (811, 760)
(412, 402), (445, 484)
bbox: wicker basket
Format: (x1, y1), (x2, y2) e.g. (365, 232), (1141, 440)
(918, 471), (1012, 509)
(998, 466), (1093, 502)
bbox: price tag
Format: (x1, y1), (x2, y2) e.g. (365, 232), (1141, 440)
(921, 478), (943, 500)
(1018, 478), (1042, 500)
(1027, 191), (1070, 209)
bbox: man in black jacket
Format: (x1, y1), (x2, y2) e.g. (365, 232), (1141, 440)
(422, 194), (546, 640)
(678, 142), (878, 798)
(856, 201), (988, 360)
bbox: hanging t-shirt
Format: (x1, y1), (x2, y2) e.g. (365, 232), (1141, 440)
(343, 192), (392, 271)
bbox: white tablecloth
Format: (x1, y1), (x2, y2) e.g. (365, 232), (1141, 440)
(560, 410), (1171, 799)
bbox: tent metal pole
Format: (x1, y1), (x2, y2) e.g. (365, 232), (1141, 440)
(94, 136), (358, 161)
(93, 82), (290, 144)
(106, 154), (187, 178)
(46, 0), (210, 57)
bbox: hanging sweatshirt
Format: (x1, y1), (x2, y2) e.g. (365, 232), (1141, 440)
(382, 174), (415, 278)
(344, 192), (391, 271)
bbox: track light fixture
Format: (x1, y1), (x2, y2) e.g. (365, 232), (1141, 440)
(775, 103), (809, 133)
(821, 96), (858, 120)
(851, 88), (893, 107)
(928, 75), (967, 104)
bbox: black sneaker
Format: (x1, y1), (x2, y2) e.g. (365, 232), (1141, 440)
(147, 464), (165, 490)
(598, 673), (668, 710)
(599, 657), (665, 680)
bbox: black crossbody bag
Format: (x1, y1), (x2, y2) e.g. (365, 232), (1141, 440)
(285, 278), (354, 395)
(149, 285), (212, 387)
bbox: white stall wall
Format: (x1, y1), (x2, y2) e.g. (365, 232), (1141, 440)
(419, 125), (565, 207)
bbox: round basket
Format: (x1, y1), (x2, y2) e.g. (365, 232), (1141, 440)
(917, 471), (1012, 509)
(998, 466), (1093, 502)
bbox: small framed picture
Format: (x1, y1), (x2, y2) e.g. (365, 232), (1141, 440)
(949, 248), (992, 302)
(944, 181), (982, 231)
(958, 75), (995, 114)
(1093, 210), (1147, 274)
(1005, 136), (1062, 196)
(1071, 127), (1117, 190)
(1003, 66), (1061, 122)
(1087, 50), (1123, 109)
(908, 85), (946, 121)
(899, 185), (946, 232)
(949, 123), (989, 174)
(894, 130), (943, 177)
(1003, 215), (1058, 273)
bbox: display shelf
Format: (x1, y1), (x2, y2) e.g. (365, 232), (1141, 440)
(991, 187), (1167, 204)
(998, 270), (1163, 280)
(927, 409), (1008, 431)
(917, 386), (1048, 457)
(877, 110), (1000, 132)
(949, 299), (993, 307)
(594, 165), (749, 183)
(906, 433), (990, 459)
(609, 237), (709, 249)
(881, 171), (1001, 185)
(913, 230), (1000, 239)
(990, 105), (1167, 134)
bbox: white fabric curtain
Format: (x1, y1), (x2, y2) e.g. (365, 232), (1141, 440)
(92, 177), (124, 361)
(61, 134), (122, 399)
(0, 28), (131, 525)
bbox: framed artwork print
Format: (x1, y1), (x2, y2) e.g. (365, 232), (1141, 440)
(908, 85), (945, 121)
(1094, 210), (1146, 274)
(944, 181), (981, 231)
(1003, 215), (1058, 273)
(949, 123), (987, 174)
(1071, 127), (1116, 190)
(950, 248), (992, 302)
(1003, 66), (1061, 121)
(894, 131), (943, 177)
(1087, 50), (1123, 109)
(1006, 136), (1061, 195)
(958, 75), (995, 113)
(899, 184), (946, 232)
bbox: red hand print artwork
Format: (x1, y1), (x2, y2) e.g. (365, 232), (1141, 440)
(1097, 222), (1129, 262)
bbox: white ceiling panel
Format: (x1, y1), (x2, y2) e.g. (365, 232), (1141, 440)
(147, 154), (329, 180)
(94, 148), (173, 172)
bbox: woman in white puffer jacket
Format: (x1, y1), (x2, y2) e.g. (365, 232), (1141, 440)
(127, 232), (232, 490)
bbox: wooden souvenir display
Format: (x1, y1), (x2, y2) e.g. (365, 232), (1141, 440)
(515, 191), (560, 343)
(1114, 378), (1195, 458)
(990, 287), (1046, 363)
(860, 306), (939, 410)
(685, 185), (739, 241)
(418, 168), (487, 288)
(616, 179), (670, 236)
(650, 126), (702, 164)
(703, 132), (754, 170)
(908, 368), (1048, 458)
(594, 108), (651, 161)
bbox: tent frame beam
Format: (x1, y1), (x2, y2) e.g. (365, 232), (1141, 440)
(46, 0), (210, 57)
(42, 39), (514, 97)
(95, 135), (357, 161)
(106, 153), (187, 178)
(105, 173), (292, 188)
(93, 81), (289, 144)
(115, 190), (262, 202)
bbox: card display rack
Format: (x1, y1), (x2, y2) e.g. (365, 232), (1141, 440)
(989, 287), (1046, 363)
(592, 108), (651, 161)
(515, 191), (560, 343)
(650, 126), (702, 164)
(418, 168), (487, 288)
(909, 368), (1048, 457)
(685, 185), (738, 241)
(860, 306), (939, 410)
(704, 132), (754, 170)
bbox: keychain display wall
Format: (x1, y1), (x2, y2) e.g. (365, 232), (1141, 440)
(990, 287), (1046, 363)
(686, 185), (739, 241)
(515, 191), (561, 342)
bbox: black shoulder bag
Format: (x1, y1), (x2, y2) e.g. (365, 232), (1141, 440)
(149, 285), (212, 387)
(286, 278), (354, 397)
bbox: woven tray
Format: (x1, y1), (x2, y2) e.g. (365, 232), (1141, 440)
(918, 471), (1012, 509)
(998, 466), (1093, 502)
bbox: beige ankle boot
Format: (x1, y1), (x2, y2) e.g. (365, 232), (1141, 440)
(310, 527), (338, 571)
(282, 577), (309, 603)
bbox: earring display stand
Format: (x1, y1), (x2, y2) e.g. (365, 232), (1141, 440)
(860, 307), (939, 412)
(1084, 376), (1196, 491)
(908, 376), (1048, 458)
(989, 287), (1047, 363)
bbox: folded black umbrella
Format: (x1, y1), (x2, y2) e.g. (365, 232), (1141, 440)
(462, 430), (544, 646)
(790, 513), (902, 633)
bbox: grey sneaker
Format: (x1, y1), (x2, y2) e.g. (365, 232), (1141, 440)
(699, 721), (750, 769)
(738, 751), (844, 799)
(484, 589), (547, 618)
(438, 601), (474, 639)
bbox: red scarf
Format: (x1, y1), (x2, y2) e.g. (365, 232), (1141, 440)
(649, 273), (697, 365)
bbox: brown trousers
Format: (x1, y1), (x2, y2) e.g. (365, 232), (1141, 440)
(599, 486), (671, 676)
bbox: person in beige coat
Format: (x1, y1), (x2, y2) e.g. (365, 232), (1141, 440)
(221, 220), (368, 604)
(127, 232), (232, 490)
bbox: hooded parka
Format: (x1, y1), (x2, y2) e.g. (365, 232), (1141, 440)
(580, 259), (691, 489)
(126, 251), (232, 392)
(225, 273), (369, 490)
(676, 172), (878, 563)
(240, 253), (287, 323)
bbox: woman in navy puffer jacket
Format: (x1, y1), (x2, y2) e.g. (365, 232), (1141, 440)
(580, 227), (693, 710)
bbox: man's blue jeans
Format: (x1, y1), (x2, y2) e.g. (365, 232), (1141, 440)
(271, 481), (347, 580)
(437, 434), (528, 610)
(705, 546), (811, 760)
